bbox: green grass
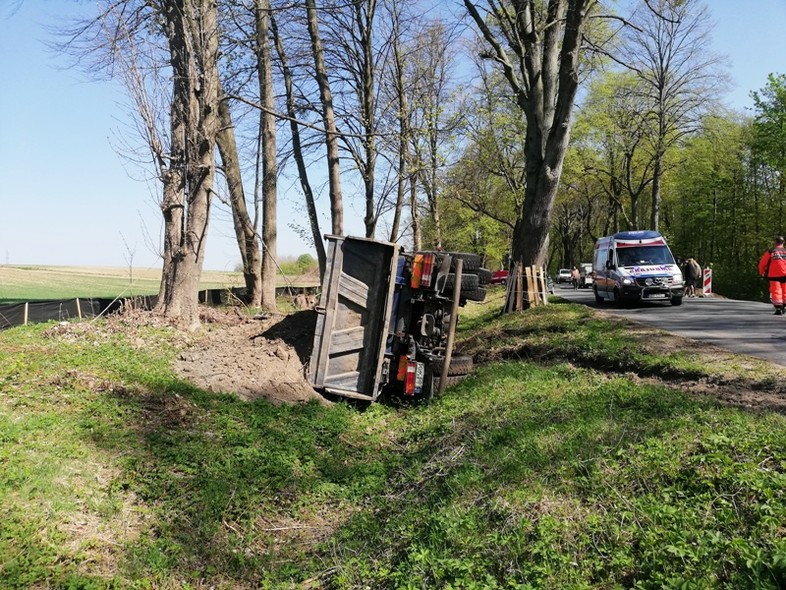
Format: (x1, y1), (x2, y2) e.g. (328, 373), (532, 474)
(0, 265), (319, 304)
(3, 291), (786, 588)
(0, 265), (244, 303)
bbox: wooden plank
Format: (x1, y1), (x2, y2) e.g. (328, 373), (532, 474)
(530, 266), (541, 306)
(310, 239), (343, 386)
(329, 326), (366, 355)
(338, 271), (370, 308)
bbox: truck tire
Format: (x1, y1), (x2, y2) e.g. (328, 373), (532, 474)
(460, 287), (486, 302)
(431, 354), (474, 376)
(477, 268), (492, 284)
(447, 252), (482, 272)
(444, 273), (480, 291)
(434, 374), (468, 390)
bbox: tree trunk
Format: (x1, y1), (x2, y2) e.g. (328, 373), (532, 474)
(256, 0), (277, 311)
(465, 0), (591, 268)
(216, 89), (262, 307)
(157, 0), (220, 330)
(271, 15), (326, 278)
(356, 0), (378, 239)
(409, 153), (422, 251)
(650, 136), (664, 230)
(306, 0), (343, 235)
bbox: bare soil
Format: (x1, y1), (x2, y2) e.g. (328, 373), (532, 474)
(173, 307), (328, 405)
(602, 313), (786, 414)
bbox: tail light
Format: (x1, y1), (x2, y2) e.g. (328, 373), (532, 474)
(397, 355), (408, 381)
(420, 253), (435, 287)
(404, 361), (424, 395)
(410, 253), (435, 288)
(411, 254), (424, 288)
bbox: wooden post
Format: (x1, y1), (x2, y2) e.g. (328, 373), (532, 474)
(516, 263), (523, 311)
(75, 298), (82, 320)
(532, 266), (542, 306)
(23, 302), (29, 325)
(539, 267), (548, 304)
(525, 266), (532, 306)
(439, 258), (463, 394)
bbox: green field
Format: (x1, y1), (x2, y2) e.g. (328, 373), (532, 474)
(3, 291), (786, 588)
(0, 265), (319, 304)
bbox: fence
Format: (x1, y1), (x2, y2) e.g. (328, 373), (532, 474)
(503, 264), (550, 312)
(0, 296), (157, 331)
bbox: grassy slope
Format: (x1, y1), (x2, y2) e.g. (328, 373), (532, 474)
(2, 290), (786, 588)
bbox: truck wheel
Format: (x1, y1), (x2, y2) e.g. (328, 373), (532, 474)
(434, 374), (468, 390)
(444, 273), (480, 291)
(477, 268), (492, 284)
(447, 252), (482, 272)
(594, 287), (604, 304)
(460, 287), (486, 302)
(432, 354), (474, 376)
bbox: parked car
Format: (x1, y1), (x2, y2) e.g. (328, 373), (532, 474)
(490, 269), (509, 285)
(556, 268), (572, 284)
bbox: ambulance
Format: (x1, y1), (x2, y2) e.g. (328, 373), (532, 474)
(593, 230), (684, 306)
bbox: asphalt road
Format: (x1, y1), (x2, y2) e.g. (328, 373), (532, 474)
(554, 283), (786, 368)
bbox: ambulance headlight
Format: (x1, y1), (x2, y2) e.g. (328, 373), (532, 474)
(622, 278), (633, 285)
(673, 275), (683, 286)
(644, 278), (653, 286)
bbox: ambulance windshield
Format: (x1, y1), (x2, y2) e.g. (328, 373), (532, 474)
(616, 246), (674, 267)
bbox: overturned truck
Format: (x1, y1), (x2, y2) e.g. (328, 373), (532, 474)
(308, 236), (488, 402)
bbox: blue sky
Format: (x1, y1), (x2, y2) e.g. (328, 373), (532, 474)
(1, 1), (785, 270)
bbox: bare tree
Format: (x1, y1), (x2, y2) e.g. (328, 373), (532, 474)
(613, 0), (725, 230)
(65, 0), (220, 328)
(271, 13), (326, 277)
(305, 0), (344, 236)
(215, 81), (263, 307)
(255, 0), (278, 311)
(154, 0), (221, 329)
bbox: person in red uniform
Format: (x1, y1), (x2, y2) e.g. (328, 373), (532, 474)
(758, 236), (786, 315)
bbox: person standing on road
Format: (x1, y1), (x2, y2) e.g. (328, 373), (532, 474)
(571, 266), (580, 289)
(758, 236), (786, 315)
(683, 257), (702, 298)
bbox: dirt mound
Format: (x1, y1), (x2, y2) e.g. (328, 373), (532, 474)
(173, 309), (328, 406)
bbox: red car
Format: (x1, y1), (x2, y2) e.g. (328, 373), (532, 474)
(490, 270), (509, 285)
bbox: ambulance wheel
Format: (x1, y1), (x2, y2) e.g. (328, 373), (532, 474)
(613, 288), (624, 308)
(671, 296), (683, 306)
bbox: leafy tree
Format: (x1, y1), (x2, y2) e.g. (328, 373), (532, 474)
(751, 73), (786, 233)
(464, 0), (596, 267)
(611, 0), (726, 230)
